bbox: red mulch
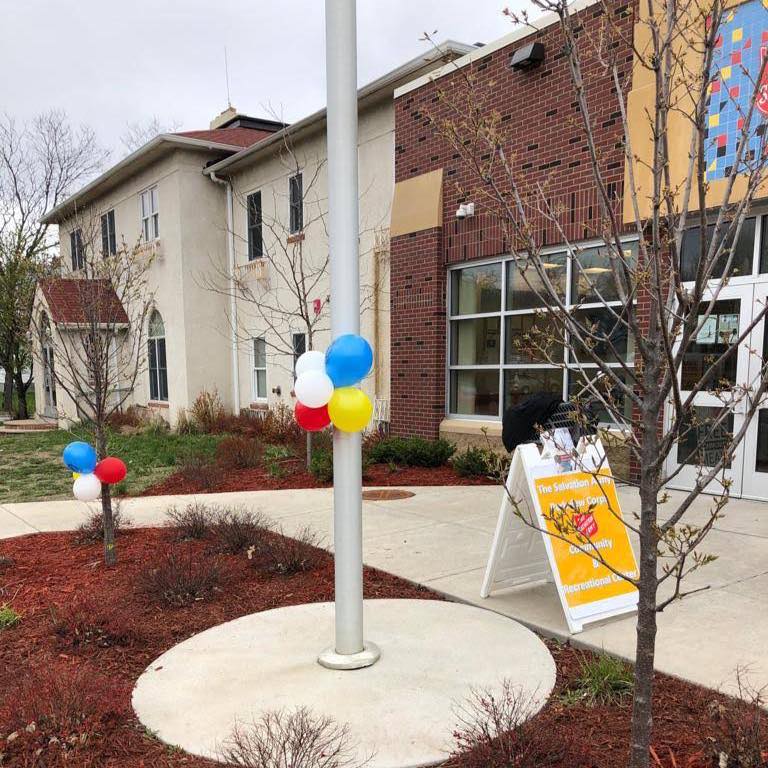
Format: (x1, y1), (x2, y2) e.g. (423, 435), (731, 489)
(0, 529), (763, 767)
(140, 460), (494, 496)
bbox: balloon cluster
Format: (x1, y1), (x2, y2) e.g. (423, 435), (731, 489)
(62, 441), (128, 502)
(294, 334), (373, 433)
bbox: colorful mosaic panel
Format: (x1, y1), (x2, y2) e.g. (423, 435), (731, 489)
(705, 0), (768, 181)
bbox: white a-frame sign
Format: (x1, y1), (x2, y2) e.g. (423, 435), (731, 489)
(481, 437), (639, 634)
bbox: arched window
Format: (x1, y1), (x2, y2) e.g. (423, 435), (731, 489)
(147, 310), (168, 401)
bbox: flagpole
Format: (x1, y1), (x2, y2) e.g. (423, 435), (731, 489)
(318, 0), (380, 670)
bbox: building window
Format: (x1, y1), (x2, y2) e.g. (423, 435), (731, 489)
(680, 217), (756, 282)
(247, 191), (263, 260)
(70, 229), (85, 271)
(289, 173), (303, 234)
(147, 309), (168, 402)
(140, 186), (159, 242)
(253, 337), (267, 400)
(101, 209), (116, 256)
(447, 239), (637, 422)
(292, 332), (306, 375)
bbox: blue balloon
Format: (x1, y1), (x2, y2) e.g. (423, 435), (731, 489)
(325, 334), (373, 387)
(62, 441), (97, 474)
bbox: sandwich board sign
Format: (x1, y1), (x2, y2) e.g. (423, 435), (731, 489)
(481, 435), (638, 634)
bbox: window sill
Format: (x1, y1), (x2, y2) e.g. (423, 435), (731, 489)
(439, 417), (502, 436)
(249, 401), (268, 410)
(148, 400), (169, 409)
(286, 232), (305, 244)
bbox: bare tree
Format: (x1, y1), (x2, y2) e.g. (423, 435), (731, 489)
(32, 218), (154, 565)
(0, 110), (107, 417)
(425, 1), (768, 766)
(120, 116), (182, 154)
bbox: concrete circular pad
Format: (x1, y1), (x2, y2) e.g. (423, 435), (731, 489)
(133, 599), (556, 768)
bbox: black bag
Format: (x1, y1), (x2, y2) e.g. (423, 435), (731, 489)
(501, 393), (562, 453)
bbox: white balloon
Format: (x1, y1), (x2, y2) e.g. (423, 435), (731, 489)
(295, 350), (326, 377)
(73, 473), (102, 502)
(294, 369), (334, 408)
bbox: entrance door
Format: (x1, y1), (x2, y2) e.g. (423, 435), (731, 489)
(665, 284), (754, 497)
(42, 344), (57, 418)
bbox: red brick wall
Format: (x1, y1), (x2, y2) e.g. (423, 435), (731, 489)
(390, 0), (637, 438)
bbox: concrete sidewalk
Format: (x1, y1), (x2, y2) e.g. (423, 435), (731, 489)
(1, 485), (766, 695)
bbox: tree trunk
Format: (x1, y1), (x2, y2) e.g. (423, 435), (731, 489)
(95, 425), (116, 566)
(13, 371), (28, 419)
(2, 367), (13, 415)
(629, 396), (661, 768)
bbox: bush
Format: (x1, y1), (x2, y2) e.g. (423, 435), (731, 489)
(0, 603), (21, 629)
(560, 650), (634, 707)
(106, 405), (144, 429)
(73, 500), (130, 545)
(309, 448), (333, 483)
(139, 548), (221, 607)
(448, 680), (585, 768)
(212, 507), (269, 554)
(50, 595), (135, 648)
(216, 435), (264, 469)
(452, 446), (501, 477)
(255, 403), (303, 444)
(219, 707), (363, 768)
(189, 388), (227, 433)
(165, 501), (214, 540)
(365, 436), (455, 467)
(176, 449), (220, 490)
(248, 526), (324, 575)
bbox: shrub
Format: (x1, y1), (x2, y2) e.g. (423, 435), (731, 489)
(705, 673), (767, 768)
(309, 448), (333, 483)
(106, 405), (144, 429)
(366, 436), (455, 467)
(165, 501), (214, 540)
(175, 449), (220, 490)
(189, 388), (227, 433)
(175, 408), (199, 435)
(50, 595), (135, 648)
(264, 443), (295, 478)
(448, 680), (584, 768)
(248, 526), (324, 575)
(217, 435), (264, 469)
(0, 603), (21, 629)
(73, 500), (130, 545)
(212, 507), (269, 554)
(560, 650), (634, 707)
(452, 446), (497, 477)
(139, 548), (221, 607)
(256, 403), (303, 444)
(219, 707), (363, 768)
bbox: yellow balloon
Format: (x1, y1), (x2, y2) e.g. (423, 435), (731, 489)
(328, 387), (373, 432)
(72, 472), (80, 479)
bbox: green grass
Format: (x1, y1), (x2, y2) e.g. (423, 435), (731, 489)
(0, 426), (225, 503)
(561, 650), (634, 707)
(0, 603), (21, 629)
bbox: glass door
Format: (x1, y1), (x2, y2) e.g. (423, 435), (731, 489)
(665, 284), (754, 497)
(738, 281), (768, 500)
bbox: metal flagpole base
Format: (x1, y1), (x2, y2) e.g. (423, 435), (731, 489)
(317, 641), (381, 670)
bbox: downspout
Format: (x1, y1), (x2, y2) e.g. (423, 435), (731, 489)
(210, 171), (241, 414)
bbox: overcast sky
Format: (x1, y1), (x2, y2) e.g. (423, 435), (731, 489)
(2, 1), (527, 158)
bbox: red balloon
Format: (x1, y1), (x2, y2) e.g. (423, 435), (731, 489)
(295, 402), (330, 432)
(94, 456), (127, 484)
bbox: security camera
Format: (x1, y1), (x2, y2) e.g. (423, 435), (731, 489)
(455, 206), (467, 219)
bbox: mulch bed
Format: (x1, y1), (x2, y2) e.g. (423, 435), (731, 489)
(0, 528), (763, 767)
(140, 460), (494, 496)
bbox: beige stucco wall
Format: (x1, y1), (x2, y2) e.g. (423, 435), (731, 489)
(228, 96), (394, 415)
(48, 147), (232, 426)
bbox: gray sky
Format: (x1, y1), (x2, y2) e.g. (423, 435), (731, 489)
(2, 1), (525, 156)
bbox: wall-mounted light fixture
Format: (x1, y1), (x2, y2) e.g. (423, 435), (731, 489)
(455, 202), (476, 220)
(510, 42), (545, 71)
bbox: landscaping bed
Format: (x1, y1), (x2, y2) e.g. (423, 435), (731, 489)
(1, 522), (763, 767)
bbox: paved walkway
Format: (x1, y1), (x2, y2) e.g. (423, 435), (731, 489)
(1, 485), (766, 695)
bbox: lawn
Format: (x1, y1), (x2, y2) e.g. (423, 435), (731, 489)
(0, 427), (224, 503)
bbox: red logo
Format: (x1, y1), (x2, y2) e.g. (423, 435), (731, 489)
(756, 47), (768, 116)
(574, 512), (598, 538)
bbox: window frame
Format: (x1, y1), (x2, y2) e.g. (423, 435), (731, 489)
(252, 336), (267, 401)
(292, 332), (306, 376)
(445, 235), (639, 423)
(247, 191), (263, 261)
(70, 229), (85, 271)
(147, 309), (168, 402)
(289, 173), (303, 234)
(101, 209), (116, 257)
(140, 186), (159, 242)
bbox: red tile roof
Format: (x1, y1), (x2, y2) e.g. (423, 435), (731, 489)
(173, 127), (273, 148)
(40, 278), (129, 325)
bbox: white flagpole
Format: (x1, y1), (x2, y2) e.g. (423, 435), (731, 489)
(318, 0), (380, 670)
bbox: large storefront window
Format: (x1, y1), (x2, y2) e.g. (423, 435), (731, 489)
(447, 240), (637, 422)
